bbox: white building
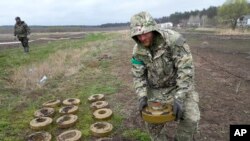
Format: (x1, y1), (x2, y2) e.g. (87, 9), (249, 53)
(237, 15), (250, 27)
(159, 22), (173, 29)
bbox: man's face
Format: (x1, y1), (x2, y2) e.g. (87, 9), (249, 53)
(137, 32), (154, 48)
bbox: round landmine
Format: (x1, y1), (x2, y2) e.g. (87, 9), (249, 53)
(34, 107), (55, 117)
(42, 99), (61, 108)
(93, 108), (112, 120)
(90, 122), (113, 137)
(56, 114), (78, 129)
(88, 94), (105, 103)
(142, 103), (175, 124)
(90, 101), (109, 111)
(57, 129), (82, 141)
(63, 98), (81, 106)
(30, 117), (53, 130)
(59, 105), (79, 115)
(27, 131), (52, 141)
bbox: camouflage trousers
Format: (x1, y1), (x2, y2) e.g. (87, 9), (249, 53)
(146, 90), (200, 141)
(18, 37), (29, 53)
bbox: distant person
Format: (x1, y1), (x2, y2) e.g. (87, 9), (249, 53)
(130, 11), (200, 141)
(14, 16), (30, 53)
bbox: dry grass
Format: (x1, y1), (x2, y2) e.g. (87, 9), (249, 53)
(10, 47), (89, 90)
(217, 28), (250, 35)
(194, 27), (250, 35)
(195, 27), (217, 32)
(7, 31), (130, 91)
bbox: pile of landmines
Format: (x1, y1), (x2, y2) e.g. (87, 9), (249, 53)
(27, 98), (82, 141)
(88, 94), (113, 138)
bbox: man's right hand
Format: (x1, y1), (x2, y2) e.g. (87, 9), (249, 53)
(139, 96), (148, 115)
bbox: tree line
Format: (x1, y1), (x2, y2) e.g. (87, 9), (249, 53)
(102, 0), (250, 30)
(98, 6), (217, 28)
(155, 6), (217, 25)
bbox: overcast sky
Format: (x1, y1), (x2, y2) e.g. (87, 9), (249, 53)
(0, 0), (227, 26)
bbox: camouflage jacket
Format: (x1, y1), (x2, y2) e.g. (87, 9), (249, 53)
(131, 29), (195, 102)
(14, 21), (30, 37)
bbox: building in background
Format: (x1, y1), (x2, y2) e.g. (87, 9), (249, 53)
(159, 22), (173, 29)
(237, 15), (250, 27)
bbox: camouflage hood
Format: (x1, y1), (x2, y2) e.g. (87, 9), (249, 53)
(130, 11), (160, 39)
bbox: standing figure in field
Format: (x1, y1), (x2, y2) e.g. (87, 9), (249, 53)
(14, 16), (31, 53)
(130, 11), (200, 141)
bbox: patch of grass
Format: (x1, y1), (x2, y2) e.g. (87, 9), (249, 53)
(83, 32), (108, 42)
(123, 129), (151, 141)
(0, 116), (9, 138)
(0, 32), (108, 78)
(217, 28), (250, 35)
(185, 28), (217, 34)
(111, 114), (124, 137)
(0, 32), (122, 140)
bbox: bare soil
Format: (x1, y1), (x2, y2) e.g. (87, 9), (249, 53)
(108, 32), (250, 141)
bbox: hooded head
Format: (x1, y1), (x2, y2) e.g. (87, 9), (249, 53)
(130, 11), (158, 38)
(15, 16), (20, 20)
(15, 16), (21, 24)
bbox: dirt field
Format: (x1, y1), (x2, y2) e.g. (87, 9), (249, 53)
(186, 33), (250, 141)
(108, 32), (250, 141)
(1, 30), (250, 140)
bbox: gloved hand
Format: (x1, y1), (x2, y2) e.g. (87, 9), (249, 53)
(139, 96), (148, 116)
(173, 98), (184, 121)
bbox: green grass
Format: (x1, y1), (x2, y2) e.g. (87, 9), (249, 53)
(123, 129), (151, 141)
(0, 33), (108, 77)
(0, 32), (125, 140)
